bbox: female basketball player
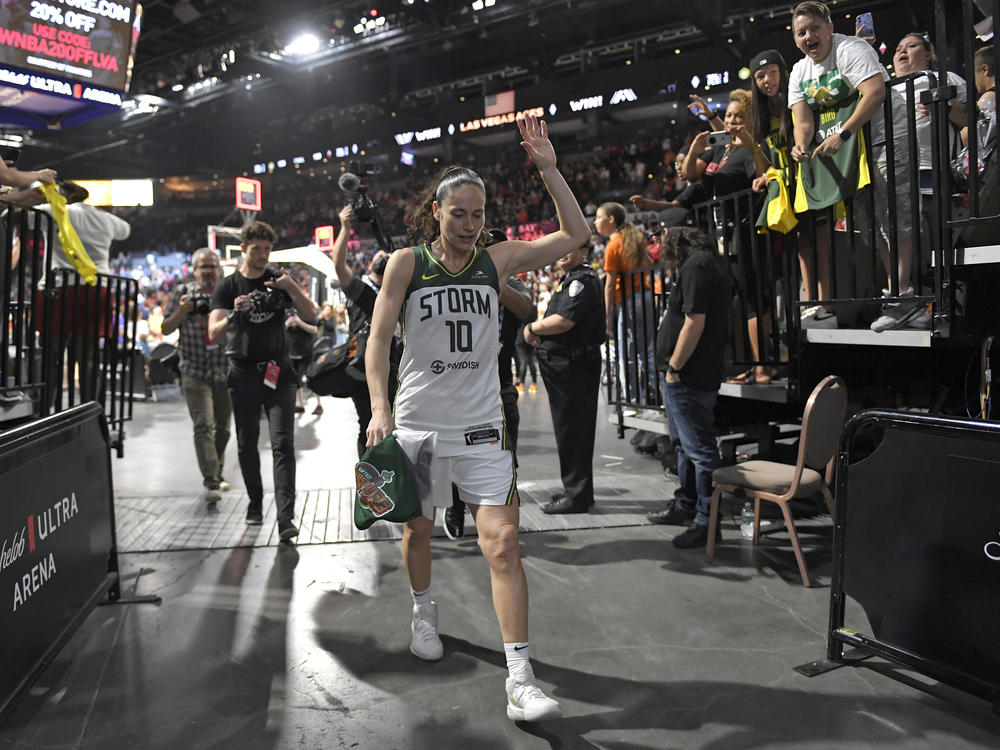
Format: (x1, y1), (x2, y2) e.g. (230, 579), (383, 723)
(364, 113), (589, 722)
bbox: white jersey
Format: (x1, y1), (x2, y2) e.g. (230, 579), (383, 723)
(393, 243), (507, 456)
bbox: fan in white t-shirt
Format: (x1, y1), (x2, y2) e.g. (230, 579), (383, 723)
(787, 1), (888, 330)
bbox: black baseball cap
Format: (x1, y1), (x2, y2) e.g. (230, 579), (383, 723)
(750, 49), (788, 74)
(486, 228), (508, 244)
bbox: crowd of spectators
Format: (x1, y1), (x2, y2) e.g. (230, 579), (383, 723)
(111, 121), (696, 265)
(105, 123), (694, 347)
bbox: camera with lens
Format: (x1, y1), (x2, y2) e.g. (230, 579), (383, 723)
(339, 162), (379, 222)
(249, 287), (292, 312)
(190, 291), (212, 316)
(338, 161), (395, 254)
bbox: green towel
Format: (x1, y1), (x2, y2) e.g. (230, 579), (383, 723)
(354, 434), (423, 529)
(793, 92), (871, 214)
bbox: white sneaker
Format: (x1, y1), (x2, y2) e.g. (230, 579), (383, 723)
(870, 288), (923, 332)
(204, 488), (222, 503)
(800, 306), (837, 329)
(505, 676), (562, 722)
(907, 302), (933, 329)
(410, 602), (443, 661)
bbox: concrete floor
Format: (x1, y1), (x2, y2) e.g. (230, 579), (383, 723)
(1, 385), (998, 749)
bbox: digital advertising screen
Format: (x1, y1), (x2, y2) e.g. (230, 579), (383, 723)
(0, 0), (142, 91)
(0, 0), (142, 128)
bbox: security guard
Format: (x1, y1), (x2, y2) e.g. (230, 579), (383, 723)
(524, 242), (606, 514)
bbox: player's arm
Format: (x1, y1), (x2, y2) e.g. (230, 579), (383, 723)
(365, 248), (415, 446)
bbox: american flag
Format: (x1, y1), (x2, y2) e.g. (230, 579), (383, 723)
(484, 90), (515, 116)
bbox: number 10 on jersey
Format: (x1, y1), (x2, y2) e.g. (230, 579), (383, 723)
(446, 320), (473, 352)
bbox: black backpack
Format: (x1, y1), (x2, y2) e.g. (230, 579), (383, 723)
(305, 325), (369, 397)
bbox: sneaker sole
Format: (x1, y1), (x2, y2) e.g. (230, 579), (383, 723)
(409, 641), (443, 661)
(871, 311), (922, 332)
(246, 517), (263, 526)
(506, 702), (563, 722)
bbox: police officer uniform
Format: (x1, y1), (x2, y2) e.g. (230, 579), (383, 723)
(533, 260), (605, 513)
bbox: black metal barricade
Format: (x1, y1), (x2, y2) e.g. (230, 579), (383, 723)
(606, 265), (670, 415)
(39, 269), (140, 456)
(1, 200), (52, 416)
(693, 189), (799, 389)
(805, 409), (1000, 709)
(1, 199), (139, 455)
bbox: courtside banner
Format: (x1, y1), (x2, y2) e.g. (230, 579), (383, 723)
(0, 403), (118, 722)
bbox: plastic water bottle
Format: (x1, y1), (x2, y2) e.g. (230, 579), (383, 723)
(740, 502), (755, 539)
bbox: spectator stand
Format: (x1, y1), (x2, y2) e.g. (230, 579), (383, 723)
(604, 4), (1000, 467)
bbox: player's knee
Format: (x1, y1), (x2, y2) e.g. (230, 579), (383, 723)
(481, 524), (520, 571)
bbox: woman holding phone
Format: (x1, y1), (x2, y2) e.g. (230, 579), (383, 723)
(682, 90), (771, 382)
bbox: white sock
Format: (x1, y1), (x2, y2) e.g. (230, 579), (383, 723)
(504, 641), (533, 681)
(411, 586), (431, 608)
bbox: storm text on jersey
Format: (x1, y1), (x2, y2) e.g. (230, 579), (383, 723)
(417, 287), (493, 322)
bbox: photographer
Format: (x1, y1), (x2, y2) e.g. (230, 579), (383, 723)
(208, 221), (317, 541)
(331, 204), (393, 457)
(162, 248), (231, 504)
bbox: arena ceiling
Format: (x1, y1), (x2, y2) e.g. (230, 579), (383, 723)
(13, 0), (932, 179)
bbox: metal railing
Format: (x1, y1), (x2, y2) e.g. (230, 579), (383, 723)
(1, 199), (138, 455)
(605, 265), (670, 413)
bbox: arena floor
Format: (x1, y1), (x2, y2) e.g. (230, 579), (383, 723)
(1, 385), (998, 749)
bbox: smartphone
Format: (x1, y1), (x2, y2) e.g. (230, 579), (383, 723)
(855, 12), (875, 44)
(705, 131), (730, 147)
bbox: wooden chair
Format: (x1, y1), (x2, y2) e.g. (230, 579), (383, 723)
(705, 375), (847, 586)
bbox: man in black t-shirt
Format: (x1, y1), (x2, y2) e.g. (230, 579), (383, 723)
(208, 221), (318, 540)
(647, 227), (732, 549)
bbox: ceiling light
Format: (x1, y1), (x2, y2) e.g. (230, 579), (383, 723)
(472, 0), (484, 9)
(285, 33), (320, 56)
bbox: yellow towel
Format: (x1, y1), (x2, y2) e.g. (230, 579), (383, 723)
(763, 167), (798, 233)
(40, 183), (98, 285)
